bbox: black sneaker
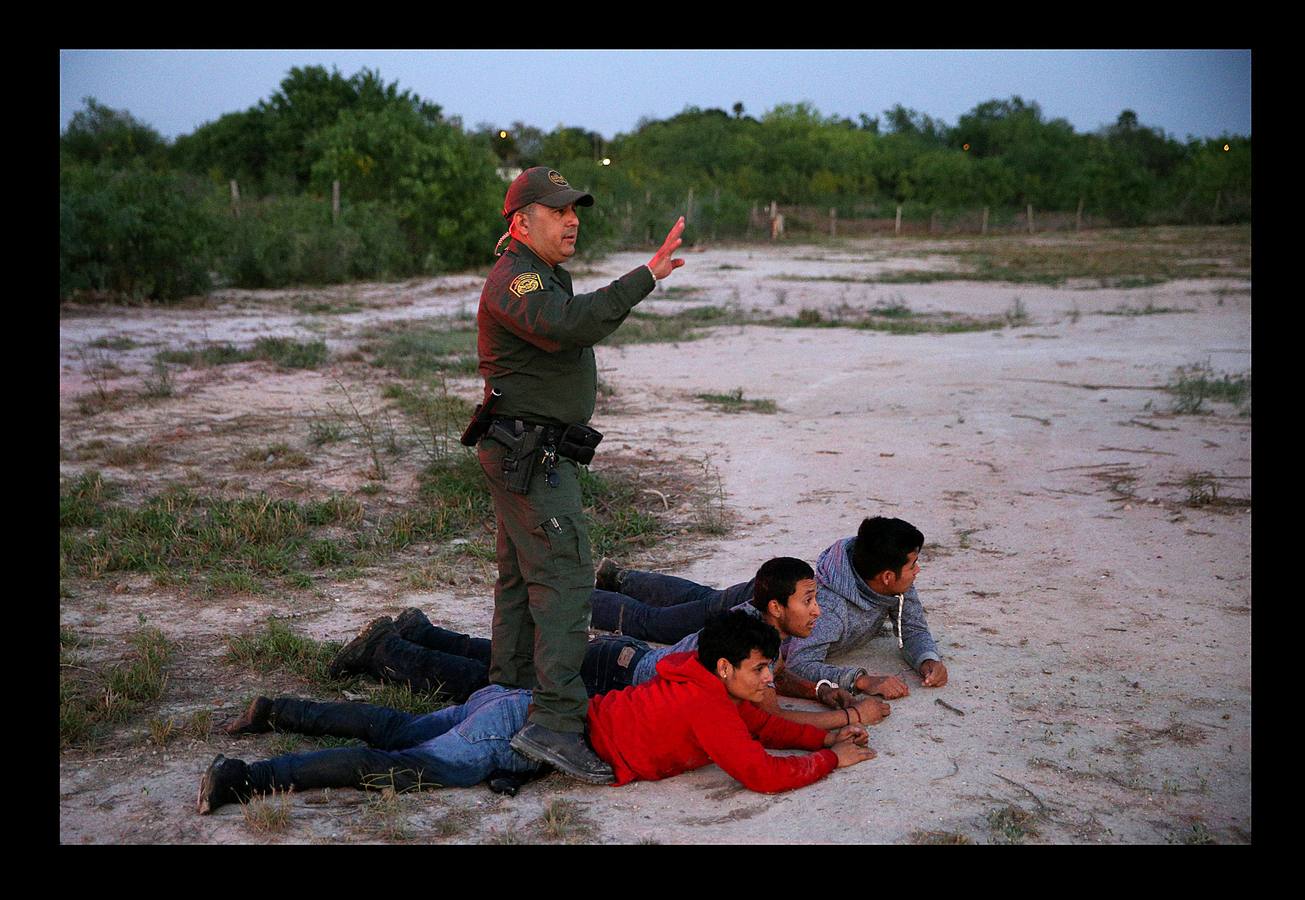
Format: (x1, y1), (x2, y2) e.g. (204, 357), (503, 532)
(594, 558), (624, 593)
(224, 696), (274, 735)
(394, 607), (431, 642)
(509, 723), (615, 785)
(196, 754), (254, 814)
(328, 616), (395, 679)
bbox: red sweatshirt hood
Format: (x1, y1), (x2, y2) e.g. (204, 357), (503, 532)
(652, 650), (726, 691)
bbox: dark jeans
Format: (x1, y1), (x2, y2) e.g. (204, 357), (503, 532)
(373, 626), (492, 703)
(377, 616), (650, 700)
(590, 571), (756, 644)
(247, 686), (540, 795)
(580, 634), (651, 696)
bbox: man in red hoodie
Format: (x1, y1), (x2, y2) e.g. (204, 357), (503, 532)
(198, 612), (875, 812)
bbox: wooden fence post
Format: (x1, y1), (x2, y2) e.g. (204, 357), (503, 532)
(895, 205), (903, 236)
(332, 181), (341, 224)
(830, 207), (837, 237)
(1026, 204), (1034, 235)
(686, 187), (695, 225)
(981, 206), (989, 236)
(229, 180), (241, 218)
(1214, 190), (1222, 221)
(1075, 197), (1084, 232)
(930, 210), (938, 235)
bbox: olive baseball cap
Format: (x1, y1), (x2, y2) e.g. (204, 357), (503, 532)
(502, 167), (594, 220)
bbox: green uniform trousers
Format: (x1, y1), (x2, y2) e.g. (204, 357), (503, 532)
(477, 438), (594, 733)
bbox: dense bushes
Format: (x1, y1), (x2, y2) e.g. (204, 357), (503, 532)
(59, 161), (218, 302)
(60, 71), (1251, 304)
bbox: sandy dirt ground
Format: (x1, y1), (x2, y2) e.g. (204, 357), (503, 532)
(58, 231), (1251, 844)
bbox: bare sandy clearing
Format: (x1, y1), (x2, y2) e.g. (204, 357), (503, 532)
(59, 231), (1250, 844)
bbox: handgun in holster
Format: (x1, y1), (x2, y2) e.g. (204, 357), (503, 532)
(489, 420), (543, 495)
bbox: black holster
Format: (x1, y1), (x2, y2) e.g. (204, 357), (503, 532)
(489, 421), (543, 494)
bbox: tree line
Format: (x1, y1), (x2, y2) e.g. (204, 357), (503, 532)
(60, 65), (1251, 302)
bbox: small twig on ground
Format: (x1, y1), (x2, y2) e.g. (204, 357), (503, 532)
(930, 756), (961, 783)
(1097, 446), (1176, 456)
(1011, 414), (1052, 426)
(993, 773), (1048, 814)
(640, 489), (670, 510)
(936, 699), (966, 716)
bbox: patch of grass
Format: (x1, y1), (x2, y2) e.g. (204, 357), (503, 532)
(1172, 821), (1216, 845)
(1166, 364), (1250, 416)
(693, 458), (732, 536)
(238, 443), (313, 471)
(987, 804), (1039, 843)
(207, 568), (262, 594)
(156, 344), (257, 367)
(240, 789), (293, 834)
(89, 335), (138, 351)
(59, 478), (365, 589)
(694, 388), (778, 414)
(1100, 300), (1188, 315)
(1005, 296), (1029, 325)
(655, 285), (702, 300)
(536, 798), (594, 842)
(383, 380), (475, 464)
(308, 418), (346, 446)
(359, 323), (479, 377)
(910, 830), (974, 844)
(141, 359), (175, 398)
(604, 306), (746, 346)
(431, 806), (476, 838)
(147, 715), (179, 746)
(187, 709), (213, 741)
(157, 338), (327, 370)
(60, 626), (176, 749)
(365, 681), (455, 715)
(225, 620), (342, 684)
(292, 297), (363, 315)
(1177, 472), (1250, 510)
(580, 466), (663, 558)
(101, 442), (164, 468)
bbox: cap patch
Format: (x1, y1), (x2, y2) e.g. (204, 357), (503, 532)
(508, 272), (544, 298)
(547, 170), (568, 186)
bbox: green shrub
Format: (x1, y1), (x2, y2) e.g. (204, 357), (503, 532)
(60, 161), (220, 302)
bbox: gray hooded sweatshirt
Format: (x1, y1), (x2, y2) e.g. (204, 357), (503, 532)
(783, 537), (941, 690)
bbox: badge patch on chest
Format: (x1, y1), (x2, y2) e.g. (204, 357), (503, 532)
(508, 272), (543, 297)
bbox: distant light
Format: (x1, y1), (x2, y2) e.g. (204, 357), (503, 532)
(1223, 144), (1230, 152)
(601, 158), (612, 166)
(962, 143), (970, 151)
(498, 131), (509, 139)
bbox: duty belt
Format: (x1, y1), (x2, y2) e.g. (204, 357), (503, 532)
(489, 417), (565, 444)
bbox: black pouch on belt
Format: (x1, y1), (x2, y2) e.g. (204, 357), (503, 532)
(492, 422), (543, 495)
(557, 424), (603, 465)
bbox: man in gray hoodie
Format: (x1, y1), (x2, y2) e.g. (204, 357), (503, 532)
(592, 516), (947, 697)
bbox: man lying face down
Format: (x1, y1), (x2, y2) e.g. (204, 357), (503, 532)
(328, 557), (890, 734)
(197, 610), (877, 813)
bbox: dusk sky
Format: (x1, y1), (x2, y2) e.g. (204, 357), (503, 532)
(59, 50), (1252, 144)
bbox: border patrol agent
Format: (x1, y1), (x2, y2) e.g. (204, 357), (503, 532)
(472, 166), (685, 782)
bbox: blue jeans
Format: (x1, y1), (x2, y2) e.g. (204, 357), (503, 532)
(247, 686), (541, 794)
(590, 571), (756, 644)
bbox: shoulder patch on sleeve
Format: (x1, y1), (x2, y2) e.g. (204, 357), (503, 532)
(508, 272), (544, 298)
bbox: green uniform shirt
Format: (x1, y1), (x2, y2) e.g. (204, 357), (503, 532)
(477, 239), (656, 426)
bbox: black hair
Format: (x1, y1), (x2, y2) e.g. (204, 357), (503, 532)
(850, 516), (925, 581)
(750, 557), (815, 614)
(697, 610), (781, 672)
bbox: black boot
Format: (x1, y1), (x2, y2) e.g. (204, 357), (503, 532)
(328, 616), (396, 679)
(196, 754), (261, 814)
(510, 723), (615, 785)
